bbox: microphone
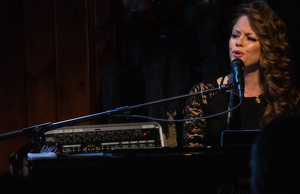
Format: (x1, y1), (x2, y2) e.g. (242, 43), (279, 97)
(230, 59), (245, 100)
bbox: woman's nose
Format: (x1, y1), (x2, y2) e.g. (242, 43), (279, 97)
(236, 37), (243, 46)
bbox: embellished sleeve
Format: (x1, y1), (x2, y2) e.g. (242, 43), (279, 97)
(182, 81), (218, 147)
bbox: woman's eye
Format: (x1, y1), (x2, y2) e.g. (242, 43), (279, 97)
(231, 34), (238, 38)
(248, 37), (257, 42)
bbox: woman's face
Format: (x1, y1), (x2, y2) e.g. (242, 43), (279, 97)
(229, 16), (261, 68)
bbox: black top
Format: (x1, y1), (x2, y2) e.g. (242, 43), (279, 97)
(182, 79), (268, 146)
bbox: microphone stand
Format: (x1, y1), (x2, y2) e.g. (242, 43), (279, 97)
(0, 83), (233, 142)
(5, 83), (234, 176)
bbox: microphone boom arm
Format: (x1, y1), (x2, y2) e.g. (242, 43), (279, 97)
(0, 83), (233, 141)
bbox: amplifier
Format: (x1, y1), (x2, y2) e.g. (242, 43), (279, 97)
(44, 122), (164, 154)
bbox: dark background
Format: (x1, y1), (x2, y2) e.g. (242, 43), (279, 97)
(0, 0), (298, 174)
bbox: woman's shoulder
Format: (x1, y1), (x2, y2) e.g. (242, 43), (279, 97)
(217, 74), (230, 86)
(190, 74), (230, 93)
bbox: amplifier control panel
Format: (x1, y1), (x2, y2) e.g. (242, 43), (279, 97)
(44, 122), (164, 154)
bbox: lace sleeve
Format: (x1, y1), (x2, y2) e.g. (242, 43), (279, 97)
(182, 81), (218, 147)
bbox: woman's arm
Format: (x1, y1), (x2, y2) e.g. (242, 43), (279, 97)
(182, 77), (226, 147)
(182, 82), (211, 147)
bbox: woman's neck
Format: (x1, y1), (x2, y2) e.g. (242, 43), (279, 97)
(244, 69), (262, 97)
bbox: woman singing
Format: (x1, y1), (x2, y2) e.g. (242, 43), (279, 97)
(182, 2), (300, 147)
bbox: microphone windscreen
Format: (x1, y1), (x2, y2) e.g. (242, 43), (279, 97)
(230, 59), (245, 92)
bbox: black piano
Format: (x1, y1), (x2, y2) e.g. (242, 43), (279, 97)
(5, 146), (252, 194)
(3, 124), (259, 194)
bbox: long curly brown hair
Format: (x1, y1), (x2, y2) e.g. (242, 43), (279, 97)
(234, 2), (300, 124)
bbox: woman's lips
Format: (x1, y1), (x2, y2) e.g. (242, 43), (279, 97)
(232, 50), (244, 58)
